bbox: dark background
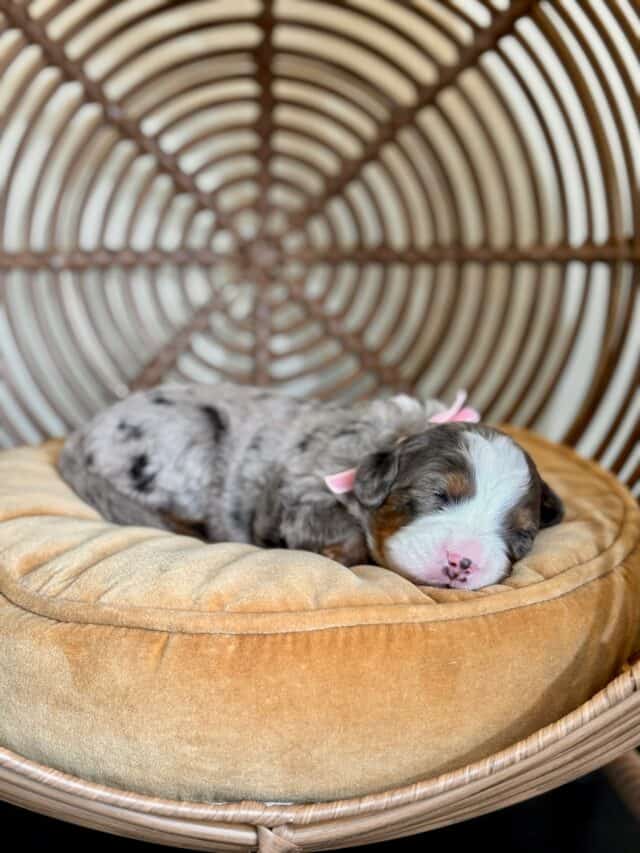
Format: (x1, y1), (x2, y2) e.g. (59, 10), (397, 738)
(2, 770), (638, 852)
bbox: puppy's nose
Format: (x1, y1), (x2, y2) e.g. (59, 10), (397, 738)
(444, 551), (476, 583)
(446, 551), (471, 568)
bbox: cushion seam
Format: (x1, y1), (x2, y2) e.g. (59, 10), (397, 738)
(3, 474), (632, 619)
(0, 433), (637, 634)
(1, 529), (638, 637)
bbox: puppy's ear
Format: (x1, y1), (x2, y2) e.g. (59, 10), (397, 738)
(540, 480), (564, 528)
(354, 450), (399, 508)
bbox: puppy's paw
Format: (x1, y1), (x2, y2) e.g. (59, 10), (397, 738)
(321, 534), (369, 567)
(160, 512), (210, 541)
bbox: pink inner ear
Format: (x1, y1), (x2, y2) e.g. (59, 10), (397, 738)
(324, 468), (357, 494)
(429, 389), (481, 424)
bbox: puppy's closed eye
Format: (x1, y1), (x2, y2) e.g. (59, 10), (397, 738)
(433, 489), (468, 508)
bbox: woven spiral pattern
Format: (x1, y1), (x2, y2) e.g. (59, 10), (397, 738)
(0, 0), (638, 492)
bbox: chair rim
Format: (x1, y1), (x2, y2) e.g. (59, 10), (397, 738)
(1, 657), (638, 851)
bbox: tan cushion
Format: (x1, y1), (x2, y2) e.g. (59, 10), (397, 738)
(0, 429), (639, 803)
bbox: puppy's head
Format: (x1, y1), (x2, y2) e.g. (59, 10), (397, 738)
(335, 424), (563, 589)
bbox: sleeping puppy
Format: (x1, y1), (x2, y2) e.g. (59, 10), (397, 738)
(58, 383), (564, 590)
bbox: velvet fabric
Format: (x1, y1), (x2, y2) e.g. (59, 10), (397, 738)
(0, 429), (639, 803)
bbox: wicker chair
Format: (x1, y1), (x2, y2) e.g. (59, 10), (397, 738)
(0, 0), (638, 848)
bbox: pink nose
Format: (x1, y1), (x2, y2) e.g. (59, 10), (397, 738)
(444, 550), (477, 583)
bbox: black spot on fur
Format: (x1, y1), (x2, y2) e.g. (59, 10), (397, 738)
(297, 436), (311, 452)
(260, 530), (287, 549)
(135, 473), (156, 493)
(153, 395), (173, 405)
(249, 435), (263, 452)
(188, 520), (209, 539)
(130, 453), (148, 478)
(130, 453), (155, 493)
(118, 421), (144, 441)
(201, 405), (227, 440)
(85, 453), (94, 466)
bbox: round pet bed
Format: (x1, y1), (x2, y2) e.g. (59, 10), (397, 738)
(0, 428), (639, 848)
(1, 0), (639, 847)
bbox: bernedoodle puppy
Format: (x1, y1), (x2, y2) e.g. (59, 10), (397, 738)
(58, 383), (564, 589)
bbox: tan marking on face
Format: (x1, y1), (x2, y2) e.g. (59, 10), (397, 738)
(371, 495), (410, 561)
(446, 470), (474, 500)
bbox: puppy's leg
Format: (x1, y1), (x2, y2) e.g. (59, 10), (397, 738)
(281, 497), (369, 566)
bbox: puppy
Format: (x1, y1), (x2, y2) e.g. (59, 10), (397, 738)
(58, 383), (563, 589)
